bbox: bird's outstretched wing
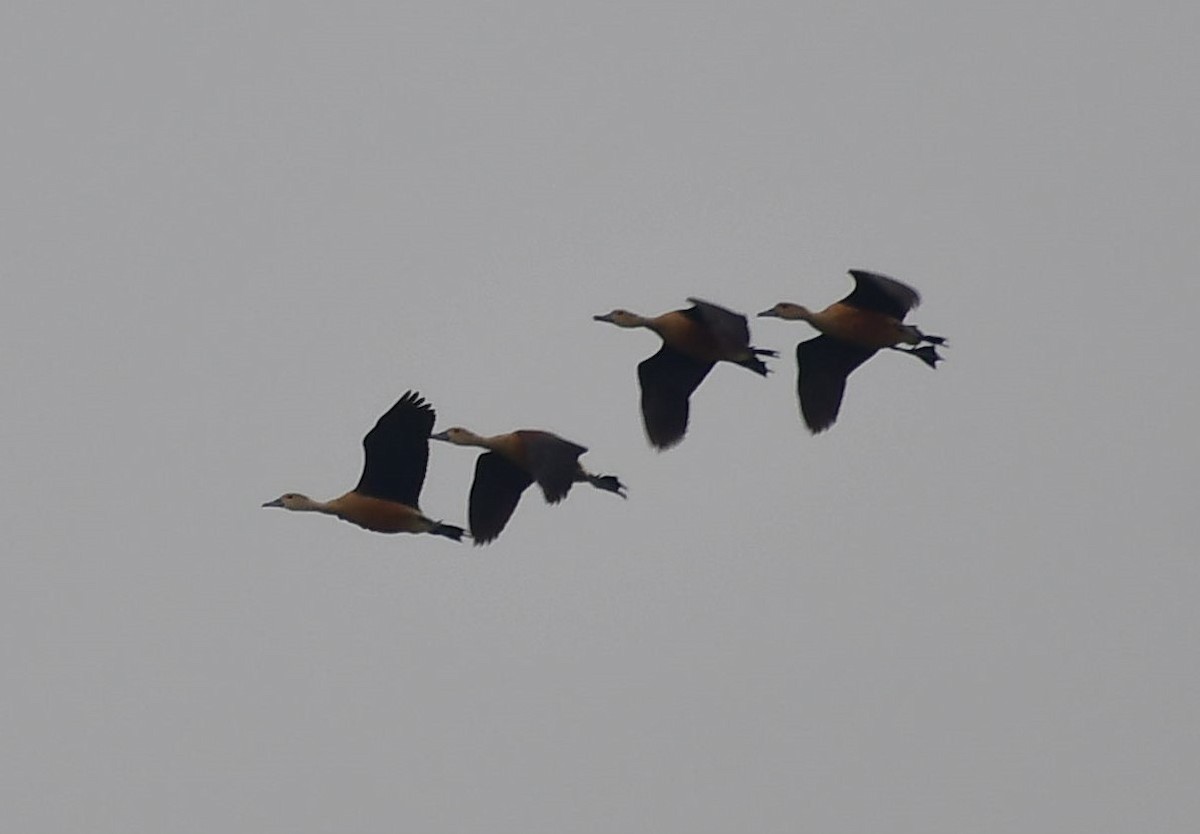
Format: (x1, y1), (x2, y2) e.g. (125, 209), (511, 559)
(796, 336), (877, 433)
(841, 270), (920, 320)
(637, 345), (714, 449)
(685, 297), (752, 353)
(355, 390), (435, 506)
(468, 451), (534, 544)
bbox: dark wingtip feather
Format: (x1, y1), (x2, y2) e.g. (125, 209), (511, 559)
(646, 424), (687, 450)
(802, 409), (837, 434)
(396, 389), (434, 420)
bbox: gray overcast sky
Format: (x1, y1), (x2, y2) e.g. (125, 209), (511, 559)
(3, 1), (1197, 832)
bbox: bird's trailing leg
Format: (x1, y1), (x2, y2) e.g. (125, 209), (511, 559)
(890, 344), (943, 369)
(585, 472), (628, 498)
(429, 520), (467, 541)
(737, 347), (777, 376)
(897, 322), (948, 348)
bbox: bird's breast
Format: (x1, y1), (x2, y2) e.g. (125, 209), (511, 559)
(489, 432), (529, 467)
(328, 492), (429, 534)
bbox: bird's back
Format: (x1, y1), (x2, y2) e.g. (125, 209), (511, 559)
(516, 430), (588, 503)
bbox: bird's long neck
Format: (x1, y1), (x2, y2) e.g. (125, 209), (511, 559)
(458, 431), (507, 453)
(792, 305), (834, 330)
(296, 496), (336, 514)
(789, 305), (818, 324)
(605, 312), (654, 332)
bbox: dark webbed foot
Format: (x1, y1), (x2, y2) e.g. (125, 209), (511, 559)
(588, 474), (628, 498)
(738, 356), (772, 376)
(892, 344), (943, 368)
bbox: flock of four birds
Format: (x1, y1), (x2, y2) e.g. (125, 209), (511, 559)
(263, 270), (947, 545)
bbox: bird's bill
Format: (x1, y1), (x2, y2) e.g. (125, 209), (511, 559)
(429, 430), (451, 442)
(261, 497), (284, 508)
(592, 312), (614, 323)
(757, 308), (780, 317)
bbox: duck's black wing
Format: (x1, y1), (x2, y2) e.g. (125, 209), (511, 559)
(468, 452), (535, 545)
(355, 390), (435, 506)
(796, 336), (877, 433)
(637, 345), (714, 450)
(841, 270), (921, 320)
(684, 297), (752, 352)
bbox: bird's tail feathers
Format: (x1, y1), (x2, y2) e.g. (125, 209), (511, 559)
(892, 344), (944, 369)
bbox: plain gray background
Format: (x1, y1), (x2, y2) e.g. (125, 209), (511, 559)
(3, 1), (1197, 831)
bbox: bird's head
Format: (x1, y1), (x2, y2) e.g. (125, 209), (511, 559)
(593, 309), (645, 328)
(261, 492), (314, 511)
(757, 302), (812, 321)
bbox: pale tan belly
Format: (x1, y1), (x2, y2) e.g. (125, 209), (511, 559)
(329, 493), (431, 534)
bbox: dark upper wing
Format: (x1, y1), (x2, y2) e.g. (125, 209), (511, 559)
(637, 345), (714, 450)
(468, 451), (534, 544)
(796, 336), (877, 434)
(355, 390), (435, 506)
(518, 430), (586, 504)
(841, 270), (921, 320)
(684, 297), (751, 352)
